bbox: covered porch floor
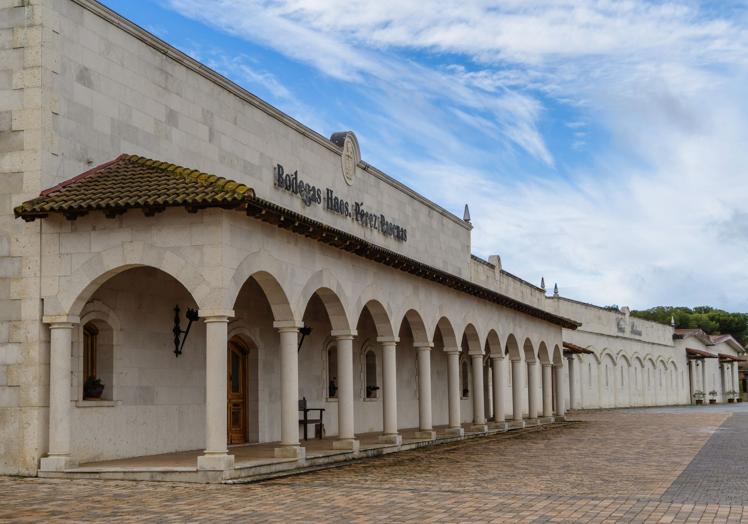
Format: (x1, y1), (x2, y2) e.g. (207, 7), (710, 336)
(39, 418), (561, 484)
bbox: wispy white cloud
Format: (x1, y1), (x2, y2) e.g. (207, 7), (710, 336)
(161, 0), (748, 311)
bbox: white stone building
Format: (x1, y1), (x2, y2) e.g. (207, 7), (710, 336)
(545, 297), (745, 410)
(2, 0), (580, 482)
(0, 0), (743, 483)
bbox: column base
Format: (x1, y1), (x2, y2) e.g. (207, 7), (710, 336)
(507, 419), (525, 429)
(442, 427), (464, 437)
(332, 438), (360, 452)
(470, 423), (489, 433)
(413, 430), (437, 440)
(197, 452), (235, 471)
(378, 433), (402, 445)
(524, 418), (539, 427)
(539, 416), (554, 423)
(39, 455), (78, 472)
(274, 445), (306, 459)
(554, 415), (566, 422)
(490, 421), (508, 431)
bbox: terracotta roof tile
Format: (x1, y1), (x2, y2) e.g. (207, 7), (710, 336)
(14, 154), (254, 221)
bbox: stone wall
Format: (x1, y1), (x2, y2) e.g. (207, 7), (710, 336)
(0, 0), (49, 476)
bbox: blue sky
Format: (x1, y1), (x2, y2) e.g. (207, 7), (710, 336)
(100, 0), (748, 312)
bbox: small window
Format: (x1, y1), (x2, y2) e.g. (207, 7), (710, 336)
(328, 345), (338, 399)
(83, 324), (98, 385)
(461, 358), (470, 398)
(365, 350), (378, 399)
(81, 318), (114, 401)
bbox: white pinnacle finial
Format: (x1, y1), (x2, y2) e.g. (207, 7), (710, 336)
(463, 204), (471, 223)
(671, 315), (675, 327)
(540, 277), (546, 290)
(553, 283), (559, 297)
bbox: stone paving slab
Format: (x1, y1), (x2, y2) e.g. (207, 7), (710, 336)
(1, 408), (746, 523)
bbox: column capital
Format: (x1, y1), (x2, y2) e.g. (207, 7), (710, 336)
(377, 336), (399, 345)
(542, 362), (553, 368)
(43, 315), (80, 326)
(444, 346), (461, 355)
(273, 320), (303, 332)
(199, 309), (234, 322)
(414, 342), (433, 352)
(489, 353), (504, 361)
(331, 329), (357, 339)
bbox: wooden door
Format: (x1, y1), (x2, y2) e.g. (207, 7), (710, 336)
(227, 340), (248, 444)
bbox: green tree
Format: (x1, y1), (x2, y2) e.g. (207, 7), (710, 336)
(630, 306), (748, 346)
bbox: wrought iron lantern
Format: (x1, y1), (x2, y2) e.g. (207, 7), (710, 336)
(173, 305), (199, 357)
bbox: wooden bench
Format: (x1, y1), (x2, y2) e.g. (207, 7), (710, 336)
(298, 397), (325, 440)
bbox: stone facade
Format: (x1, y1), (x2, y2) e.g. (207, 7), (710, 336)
(546, 297), (744, 410)
(0, 0), (741, 480)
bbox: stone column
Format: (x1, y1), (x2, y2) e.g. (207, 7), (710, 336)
(554, 364), (566, 418)
(379, 337), (401, 444)
(445, 348), (464, 436)
(274, 322), (305, 459)
(527, 360), (538, 420)
(198, 312), (235, 471)
(491, 356), (506, 428)
(733, 362), (740, 400)
(511, 358), (524, 422)
(542, 364), (553, 418)
(688, 360), (696, 403)
(40, 318), (78, 471)
(470, 354), (487, 431)
(566, 355), (577, 410)
(414, 344), (436, 439)
(332, 331), (359, 451)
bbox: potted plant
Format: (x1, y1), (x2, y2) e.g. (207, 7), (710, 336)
(692, 390), (705, 405)
(366, 384), (380, 399)
(726, 390), (738, 403)
(84, 377), (105, 400)
(708, 390), (718, 404)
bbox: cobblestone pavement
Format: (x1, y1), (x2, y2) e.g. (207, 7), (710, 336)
(2, 408), (748, 523)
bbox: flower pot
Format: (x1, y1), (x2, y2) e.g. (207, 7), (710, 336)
(728, 398), (735, 403)
(709, 399), (716, 404)
(695, 399), (703, 405)
(84, 382), (104, 400)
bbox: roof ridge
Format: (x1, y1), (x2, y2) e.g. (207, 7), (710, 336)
(127, 154), (252, 196)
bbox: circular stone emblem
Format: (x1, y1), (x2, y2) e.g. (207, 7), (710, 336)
(329, 131), (361, 186)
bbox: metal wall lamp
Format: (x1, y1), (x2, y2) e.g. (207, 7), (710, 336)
(298, 326), (312, 352)
(173, 305), (199, 357)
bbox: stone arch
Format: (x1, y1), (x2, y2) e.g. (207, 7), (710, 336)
(296, 269), (353, 331)
(537, 342), (551, 365)
(302, 287), (351, 332)
(462, 324), (482, 355)
(47, 244), (212, 318)
(485, 329), (502, 356)
(435, 317), (459, 350)
(237, 270), (296, 323)
(522, 338), (535, 362)
(505, 334), (521, 361)
(359, 299), (395, 339)
(552, 344), (563, 365)
(399, 309), (430, 346)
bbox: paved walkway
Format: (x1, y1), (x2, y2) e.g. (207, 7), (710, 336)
(2, 407), (748, 522)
